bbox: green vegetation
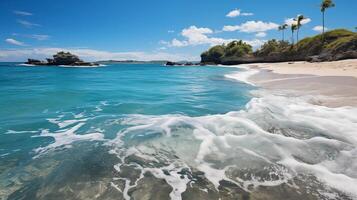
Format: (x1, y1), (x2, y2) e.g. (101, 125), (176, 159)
(272, 29), (356, 57)
(295, 15), (307, 42)
(297, 29), (355, 52)
(201, 40), (252, 63)
(278, 24), (288, 41)
(201, 29), (357, 64)
(320, 0), (335, 42)
(255, 40), (290, 57)
(291, 24), (298, 45)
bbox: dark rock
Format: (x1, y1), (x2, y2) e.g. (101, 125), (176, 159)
(26, 59), (44, 65)
(166, 61), (198, 66)
(25, 52), (98, 66)
(162, 169), (171, 176)
(128, 172), (172, 200)
(53, 51), (81, 65)
(334, 50), (357, 60)
(46, 58), (54, 64)
(166, 61), (176, 66)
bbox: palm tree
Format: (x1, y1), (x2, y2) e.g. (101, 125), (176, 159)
(278, 24), (288, 41)
(291, 24), (298, 45)
(320, 0), (335, 42)
(294, 15), (306, 43)
(278, 26), (284, 41)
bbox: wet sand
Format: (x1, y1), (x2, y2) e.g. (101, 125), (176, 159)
(247, 59), (357, 107)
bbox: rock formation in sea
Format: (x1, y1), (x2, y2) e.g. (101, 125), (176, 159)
(26, 51), (98, 66)
(165, 61), (201, 66)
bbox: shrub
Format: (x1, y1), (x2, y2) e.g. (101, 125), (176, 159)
(255, 40), (290, 57)
(200, 40), (252, 63)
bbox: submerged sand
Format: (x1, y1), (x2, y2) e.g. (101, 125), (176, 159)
(247, 59), (357, 107)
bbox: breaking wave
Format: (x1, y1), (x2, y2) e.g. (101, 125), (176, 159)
(105, 90), (357, 199)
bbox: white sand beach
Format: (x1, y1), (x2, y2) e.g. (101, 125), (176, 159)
(250, 59), (357, 78)
(247, 59), (357, 107)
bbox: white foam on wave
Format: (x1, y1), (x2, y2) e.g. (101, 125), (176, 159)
(34, 117), (105, 156)
(145, 162), (191, 200)
(48, 117), (88, 128)
(59, 64), (103, 68)
(109, 90), (357, 198)
(17, 63), (35, 67)
(219, 64), (259, 86)
(5, 130), (38, 134)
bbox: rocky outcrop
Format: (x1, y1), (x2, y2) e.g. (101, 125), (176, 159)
(26, 52), (98, 66)
(165, 61), (201, 66)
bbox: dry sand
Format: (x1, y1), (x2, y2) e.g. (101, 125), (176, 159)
(247, 59), (357, 107)
(250, 59), (357, 78)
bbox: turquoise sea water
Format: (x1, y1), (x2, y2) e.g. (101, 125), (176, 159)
(0, 63), (253, 199)
(1, 63), (356, 200)
(0, 63), (251, 154)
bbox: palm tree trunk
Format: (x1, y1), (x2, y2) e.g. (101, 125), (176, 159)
(297, 29), (299, 44)
(281, 31), (283, 41)
(322, 11), (325, 43)
(283, 30), (285, 41)
(291, 31), (294, 45)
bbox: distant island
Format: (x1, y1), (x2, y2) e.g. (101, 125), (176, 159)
(26, 51), (98, 66)
(199, 29), (357, 65)
(96, 60), (201, 66)
(96, 60), (169, 65)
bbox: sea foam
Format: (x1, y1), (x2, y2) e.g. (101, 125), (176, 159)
(108, 88), (357, 199)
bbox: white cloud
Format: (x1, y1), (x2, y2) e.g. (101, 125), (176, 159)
(241, 13), (254, 16)
(313, 25), (327, 32)
(255, 32), (267, 38)
(226, 9), (253, 18)
(171, 38), (189, 47)
(284, 17), (311, 26)
(5, 38), (26, 46)
(29, 34), (50, 41)
(244, 39), (266, 48)
(222, 25), (240, 32)
(223, 21), (279, 33)
(13, 10), (32, 16)
(169, 26), (230, 47)
(17, 20), (41, 28)
(163, 25), (266, 49)
(0, 48), (198, 62)
(13, 33), (50, 41)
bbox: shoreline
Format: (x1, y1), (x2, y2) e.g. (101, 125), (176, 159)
(240, 59), (357, 107)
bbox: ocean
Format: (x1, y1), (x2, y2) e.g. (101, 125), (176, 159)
(0, 63), (356, 200)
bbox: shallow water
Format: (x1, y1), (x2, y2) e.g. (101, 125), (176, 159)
(0, 63), (356, 200)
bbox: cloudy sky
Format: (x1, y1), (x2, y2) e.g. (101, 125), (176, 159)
(0, 0), (356, 61)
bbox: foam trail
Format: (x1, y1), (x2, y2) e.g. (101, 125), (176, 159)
(33, 121), (104, 156)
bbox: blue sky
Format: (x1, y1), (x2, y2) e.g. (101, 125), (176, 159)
(0, 0), (356, 61)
